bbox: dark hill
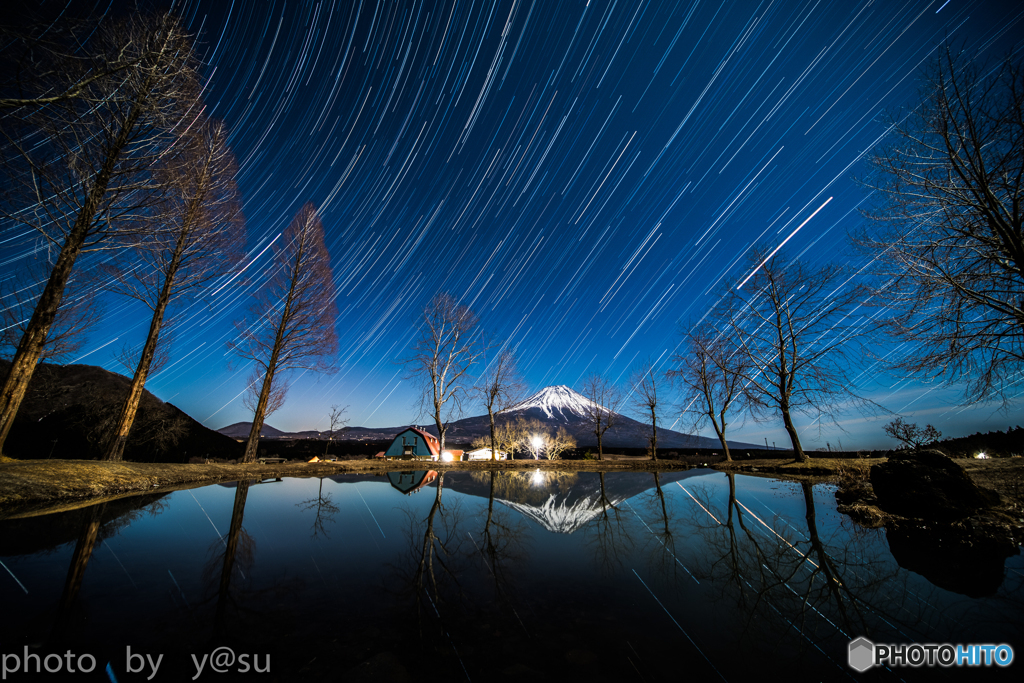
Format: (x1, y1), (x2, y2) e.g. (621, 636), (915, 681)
(217, 421), (286, 439)
(0, 360), (242, 463)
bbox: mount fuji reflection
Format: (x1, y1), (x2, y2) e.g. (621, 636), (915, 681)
(0, 470), (1020, 681)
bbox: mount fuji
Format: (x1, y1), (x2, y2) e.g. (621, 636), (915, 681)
(222, 384), (759, 451)
(438, 385), (756, 450)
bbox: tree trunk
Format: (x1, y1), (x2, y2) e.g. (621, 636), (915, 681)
(0, 68), (151, 455)
(596, 427), (603, 461)
(488, 407), (497, 461)
(0, 181), (111, 454)
(57, 503), (105, 615)
(650, 408), (658, 461)
(0, 234), (84, 453)
(434, 410), (446, 456)
(485, 471), (496, 533)
(243, 237), (304, 463)
(103, 245), (184, 461)
(243, 356), (280, 463)
(653, 472), (669, 533)
(712, 420), (732, 462)
(216, 480), (250, 626)
(781, 406), (807, 462)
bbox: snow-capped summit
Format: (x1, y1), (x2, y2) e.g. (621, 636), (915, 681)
(510, 385), (605, 420)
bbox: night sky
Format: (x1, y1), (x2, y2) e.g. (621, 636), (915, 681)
(6, 0), (1024, 449)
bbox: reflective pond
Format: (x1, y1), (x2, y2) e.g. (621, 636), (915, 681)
(1, 470), (1021, 681)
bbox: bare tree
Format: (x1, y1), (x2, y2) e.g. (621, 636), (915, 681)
(474, 346), (526, 461)
(229, 203), (338, 463)
(324, 404), (349, 456)
(0, 12), (201, 454)
(241, 367), (288, 428)
(861, 48), (1024, 404)
(296, 478), (340, 539)
(883, 417), (941, 451)
(579, 374), (621, 461)
(628, 360), (664, 461)
(101, 118), (243, 461)
(0, 10), (151, 109)
(1, 262), (99, 363)
(544, 427), (577, 460)
(403, 292), (483, 454)
(670, 327), (748, 462)
(471, 417), (522, 459)
(725, 250), (872, 462)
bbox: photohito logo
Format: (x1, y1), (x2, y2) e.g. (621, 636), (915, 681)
(848, 637), (1014, 672)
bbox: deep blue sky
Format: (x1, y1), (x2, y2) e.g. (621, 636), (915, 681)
(6, 0), (1024, 449)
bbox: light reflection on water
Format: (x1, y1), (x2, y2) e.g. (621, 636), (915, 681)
(0, 469), (1021, 681)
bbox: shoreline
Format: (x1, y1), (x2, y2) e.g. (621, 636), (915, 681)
(0, 457), (701, 519)
(1, 455), (1019, 523)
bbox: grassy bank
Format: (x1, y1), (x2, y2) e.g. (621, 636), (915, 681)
(710, 457), (881, 478)
(3, 454), (1021, 522)
(0, 456), (693, 519)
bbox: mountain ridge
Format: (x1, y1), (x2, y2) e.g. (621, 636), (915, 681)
(220, 384), (761, 450)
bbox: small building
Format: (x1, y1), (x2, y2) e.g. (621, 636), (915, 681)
(383, 427), (440, 460)
(381, 427), (467, 461)
(387, 470), (438, 495)
(465, 447), (507, 461)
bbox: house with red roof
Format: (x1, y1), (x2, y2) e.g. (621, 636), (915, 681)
(382, 427), (438, 460)
(378, 427), (464, 461)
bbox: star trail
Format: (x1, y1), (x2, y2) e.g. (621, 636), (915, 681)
(3, 0), (1022, 447)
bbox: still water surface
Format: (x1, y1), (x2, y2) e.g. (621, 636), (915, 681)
(1, 469), (1021, 681)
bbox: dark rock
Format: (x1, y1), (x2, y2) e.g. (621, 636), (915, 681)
(870, 449), (1000, 521)
(885, 519), (1020, 598)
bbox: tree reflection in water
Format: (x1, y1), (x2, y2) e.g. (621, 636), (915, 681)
(476, 471), (530, 624)
(213, 480), (253, 628)
(625, 472), (692, 585)
(584, 472), (636, 576)
(200, 480), (302, 647)
(45, 495), (169, 642)
(390, 473), (468, 634)
(682, 473), (914, 670)
(51, 502), (106, 641)
(296, 476), (339, 539)
(6, 468), (1022, 681)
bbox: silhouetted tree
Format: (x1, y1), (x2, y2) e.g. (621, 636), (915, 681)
(404, 292), (482, 454)
(324, 404), (349, 456)
(0, 10), (151, 109)
(671, 327), (748, 461)
(725, 250), (871, 462)
(883, 417), (941, 451)
(580, 373), (621, 460)
(102, 119), (243, 461)
(0, 12), (201, 455)
(474, 347), (525, 461)
(229, 203), (338, 463)
(861, 48), (1024, 404)
(629, 360), (665, 461)
(297, 478), (339, 539)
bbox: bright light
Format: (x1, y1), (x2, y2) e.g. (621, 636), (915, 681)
(975, 451), (989, 459)
(441, 451), (454, 462)
(531, 468), (544, 486)
(531, 434), (543, 459)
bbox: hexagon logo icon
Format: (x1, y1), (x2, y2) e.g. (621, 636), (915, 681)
(848, 637), (875, 672)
